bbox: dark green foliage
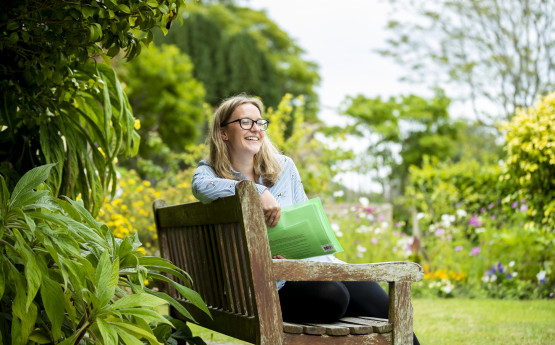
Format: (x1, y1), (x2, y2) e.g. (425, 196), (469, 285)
(156, 4), (321, 119)
(0, 0), (187, 214)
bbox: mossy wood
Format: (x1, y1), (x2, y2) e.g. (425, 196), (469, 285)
(153, 180), (423, 345)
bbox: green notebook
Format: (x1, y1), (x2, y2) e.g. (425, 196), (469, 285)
(266, 198), (343, 259)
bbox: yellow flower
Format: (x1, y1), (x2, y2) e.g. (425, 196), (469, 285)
(134, 119), (141, 130)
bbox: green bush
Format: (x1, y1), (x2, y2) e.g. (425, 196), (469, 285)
(0, 165), (209, 344)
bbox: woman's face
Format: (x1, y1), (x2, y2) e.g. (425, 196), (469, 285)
(221, 103), (265, 160)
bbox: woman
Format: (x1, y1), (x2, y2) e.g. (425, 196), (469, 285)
(192, 95), (420, 344)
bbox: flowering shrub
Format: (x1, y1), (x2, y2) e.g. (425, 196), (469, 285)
(99, 168), (198, 255)
(326, 197), (553, 299)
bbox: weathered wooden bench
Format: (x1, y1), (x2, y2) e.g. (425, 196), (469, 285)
(153, 181), (423, 345)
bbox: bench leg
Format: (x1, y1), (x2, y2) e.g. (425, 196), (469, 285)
(388, 282), (413, 345)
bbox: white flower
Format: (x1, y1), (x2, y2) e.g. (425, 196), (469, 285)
(456, 209), (467, 218)
(357, 245), (367, 253)
(475, 227), (485, 234)
(512, 272), (518, 278)
(536, 270), (546, 281)
(490, 275), (497, 282)
(359, 197), (369, 207)
(482, 275), (490, 283)
(509, 261), (515, 267)
(381, 221), (389, 229)
(441, 283), (453, 294)
(331, 223), (340, 232)
(333, 190), (344, 197)
(416, 212), (425, 220)
(367, 214), (375, 221)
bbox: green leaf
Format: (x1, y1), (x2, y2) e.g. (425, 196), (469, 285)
(108, 321), (161, 345)
(28, 330), (52, 344)
(111, 293), (168, 310)
(96, 250), (119, 306)
(144, 288), (195, 322)
(9, 164), (56, 209)
(13, 229), (42, 310)
(40, 275), (65, 339)
(97, 318), (119, 345)
(0, 175), (10, 212)
(148, 273), (209, 316)
(119, 4), (131, 14)
(116, 308), (173, 326)
(115, 327), (145, 345)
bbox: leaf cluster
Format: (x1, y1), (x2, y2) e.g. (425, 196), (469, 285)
(0, 165), (210, 344)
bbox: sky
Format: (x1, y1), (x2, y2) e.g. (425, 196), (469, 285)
(241, 0), (421, 191)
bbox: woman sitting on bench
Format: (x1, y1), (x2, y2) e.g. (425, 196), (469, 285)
(192, 94), (420, 345)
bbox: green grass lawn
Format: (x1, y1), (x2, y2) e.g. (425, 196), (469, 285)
(187, 298), (555, 345)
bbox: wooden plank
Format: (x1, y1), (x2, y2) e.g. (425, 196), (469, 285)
(273, 260), (424, 282)
(207, 224), (225, 309)
(388, 282), (413, 345)
(228, 223), (249, 315)
(156, 195), (242, 227)
(217, 223), (236, 313)
(283, 322), (303, 334)
(236, 181), (284, 345)
(283, 332), (391, 345)
(304, 323), (351, 336)
(325, 321), (373, 335)
(341, 316), (393, 333)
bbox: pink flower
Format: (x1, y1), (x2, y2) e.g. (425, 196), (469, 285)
(520, 204), (528, 212)
(455, 246), (463, 252)
(469, 216), (481, 227)
(371, 238), (378, 244)
(488, 203), (495, 209)
(511, 201), (518, 209)
(470, 247), (481, 256)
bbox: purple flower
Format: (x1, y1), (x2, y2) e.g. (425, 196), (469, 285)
(488, 203), (495, 209)
(470, 247), (481, 256)
(520, 204), (528, 212)
(491, 215), (497, 220)
(395, 221), (402, 228)
(378, 215), (385, 222)
(507, 273), (512, 279)
(511, 201), (518, 209)
(455, 246), (463, 252)
(469, 216), (481, 227)
(435, 228), (445, 236)
(497, 263), (504, 273)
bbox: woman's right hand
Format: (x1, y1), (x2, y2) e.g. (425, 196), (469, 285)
(261, 189), (281, 227)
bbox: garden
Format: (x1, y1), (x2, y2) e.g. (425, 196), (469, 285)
(1, 0), (553, 344)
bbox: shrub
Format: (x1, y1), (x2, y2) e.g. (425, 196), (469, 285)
(0, 165), (209, 344)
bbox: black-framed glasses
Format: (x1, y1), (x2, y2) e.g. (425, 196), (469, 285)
(221, 118), (270, 131)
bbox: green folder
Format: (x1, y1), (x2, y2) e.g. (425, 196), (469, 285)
(266, 198), (343, 259)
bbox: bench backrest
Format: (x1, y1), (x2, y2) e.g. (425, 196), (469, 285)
(153, 181), (283, 344)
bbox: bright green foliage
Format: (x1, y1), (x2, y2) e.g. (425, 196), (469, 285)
(0, 0), (188, 214)
(115, 44), (206, 179)
(502, 92), (555, 231)
(156, 4), (321, 119)
(0, 165), (209, 345)
(342, 89), (464, 199)
(380, 0), (554, 118)
(266, 95), (353, 197)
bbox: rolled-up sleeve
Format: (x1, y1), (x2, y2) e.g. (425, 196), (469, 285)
(192, 162), (267, 204)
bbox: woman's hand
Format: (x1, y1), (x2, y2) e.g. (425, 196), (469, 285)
(273, 255), (287, 259)
(261, 189), (281, 227)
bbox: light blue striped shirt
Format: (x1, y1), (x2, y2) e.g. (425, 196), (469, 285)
(191, 154), (344, 290)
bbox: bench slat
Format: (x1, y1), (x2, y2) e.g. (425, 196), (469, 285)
(340, 317), (393, 334)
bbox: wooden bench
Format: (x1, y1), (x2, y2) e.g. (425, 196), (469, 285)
(153, 181), (423, 345)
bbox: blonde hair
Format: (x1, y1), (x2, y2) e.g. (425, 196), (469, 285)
(208, 94), (282, 186)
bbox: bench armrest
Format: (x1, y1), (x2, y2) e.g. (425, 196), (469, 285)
(272, 260), (424, 282)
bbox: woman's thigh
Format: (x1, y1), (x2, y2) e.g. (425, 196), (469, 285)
(278, 281), (350, 323)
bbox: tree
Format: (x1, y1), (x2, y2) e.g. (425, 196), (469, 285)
(156, 3), (321, 120)
(342, 89), (464, 200)
(0, 0), (189, 214)
(380, 0), (555, 119)
(115, 44), (206, 179)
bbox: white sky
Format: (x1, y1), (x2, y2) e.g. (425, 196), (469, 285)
(242, 0), (425, 192)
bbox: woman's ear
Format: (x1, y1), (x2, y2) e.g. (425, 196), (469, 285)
(220, 128), (228, 141)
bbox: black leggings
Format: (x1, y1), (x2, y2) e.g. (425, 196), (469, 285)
(278, 281), (420, 345)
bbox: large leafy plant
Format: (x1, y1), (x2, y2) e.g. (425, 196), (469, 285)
(0, 165), (209, 345)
